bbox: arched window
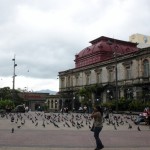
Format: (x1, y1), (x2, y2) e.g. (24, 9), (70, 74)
(143, 59), (149, 77)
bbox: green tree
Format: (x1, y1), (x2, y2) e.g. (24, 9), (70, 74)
(0, 100), (14, 109)
(78, 87), (91, 105)
(128, 100), (145, 112)
(0, 87), (24, 107)
(0, 87), (12, 100)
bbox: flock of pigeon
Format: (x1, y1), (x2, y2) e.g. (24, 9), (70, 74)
(0, 111), (148, 133)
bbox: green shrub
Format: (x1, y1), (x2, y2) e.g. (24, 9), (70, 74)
(102, 101), (116, 110)
(128, 100), (145, 112)
(0, 100), (14, 109)
(118, 99), (131, 111)
(102, 99), (149, 112)
(144, 101), (150, 108)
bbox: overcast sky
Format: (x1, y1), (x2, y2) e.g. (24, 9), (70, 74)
(0, 0), (150, 92)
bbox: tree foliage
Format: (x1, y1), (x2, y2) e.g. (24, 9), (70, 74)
(0, 87), (12, 100)
(102, 98), (150, 112)
(0, 100), (14, 109)
(0, 87), (23, 109)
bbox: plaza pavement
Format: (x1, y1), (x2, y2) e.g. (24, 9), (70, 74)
(0, 111), (150, 150)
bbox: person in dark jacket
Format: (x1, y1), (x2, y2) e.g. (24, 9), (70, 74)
(91, 106), (104, 150)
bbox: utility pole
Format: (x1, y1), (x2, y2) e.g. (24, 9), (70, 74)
(107, 40), (119, 112)
(12, 55), (17, 101)
(114, 51), (119, 112)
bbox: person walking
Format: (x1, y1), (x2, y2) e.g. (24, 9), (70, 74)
(91, 106), (104, 150)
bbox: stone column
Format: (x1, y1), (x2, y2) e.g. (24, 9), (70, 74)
(103, 91), (107, 103)
(91, 93), (95, 106)
(120, 88), (124, 98)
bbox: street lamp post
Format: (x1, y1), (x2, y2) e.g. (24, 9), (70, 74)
(72, 96), (75, 111)
(108, 40), (119, 112)
(114, 52), (119, 112)
(12, 55), (17, 101)
(48, 100), (50, 110)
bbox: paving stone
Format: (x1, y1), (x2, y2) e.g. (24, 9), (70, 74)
(0, 111), (150, 150)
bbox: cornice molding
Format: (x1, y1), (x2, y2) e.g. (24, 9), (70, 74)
(84, 70), (91, 75)
(94, 68), (102, 73)
(106, 65), (115, 70)
(122, 60), (132, 67)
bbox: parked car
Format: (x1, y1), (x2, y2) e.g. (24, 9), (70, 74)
(13, 105), (25, 113)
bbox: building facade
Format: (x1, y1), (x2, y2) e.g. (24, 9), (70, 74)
(19, 92), (49, 111)
(46, 94), (60, 112)
(58, 36), (150, 111)
(19, 92), (60, 111)
(129, 33), (150, 48)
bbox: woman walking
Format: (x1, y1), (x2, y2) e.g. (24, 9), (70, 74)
(91, 106), (104, 150)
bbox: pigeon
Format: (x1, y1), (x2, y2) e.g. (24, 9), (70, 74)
(114, 125), (117, 130)
(11, 116), (14, 122)
(89, 125), (92, 129)
(21, 120), (25, 125)
(128, 124), (132, 129)
(54, 123), (59, 128)
(35, 122), (38, 127)
(11, 128), (14, 133)
(137, 126), (141, 131)
(42, 122), (45, 128)
(17, 125), (21, 128)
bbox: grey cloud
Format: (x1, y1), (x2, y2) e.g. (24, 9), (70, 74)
(0, 0), (150, 83)
(6, 34), (83, 79)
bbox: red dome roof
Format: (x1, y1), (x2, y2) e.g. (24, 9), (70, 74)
(78, 40), (111, 58)
(75, 36), (138, 68)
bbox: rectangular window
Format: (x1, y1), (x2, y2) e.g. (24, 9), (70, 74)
(109, 70), (114, 82)
(76, 76), (79, 86)
(61, 79), (64, 88)
(86, 75), (90, 85)
(126, 67), (131, 79)
(143, 60), (149, 77)
(51, 100), (53, 109)
(55, 100), (57, 109)
(96, 73), (99, 83)
(144, 69), (149, 77)
(96, 73), (102, 83)
(67, 76), (70, 87)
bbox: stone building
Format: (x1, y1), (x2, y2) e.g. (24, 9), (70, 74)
(58, 36), (150, 111)
(129, 33), (150, 48)
(19, 92), (49, 111)
(19, 92), (60, 111)
(46, 94), (60, 112)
